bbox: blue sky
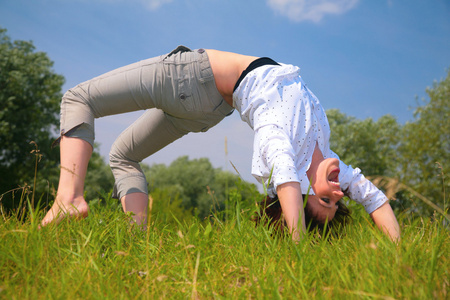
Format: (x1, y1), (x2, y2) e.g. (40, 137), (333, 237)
(1, 0), (449, 186)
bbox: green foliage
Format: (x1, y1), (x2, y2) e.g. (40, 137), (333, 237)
(145, 156), (260, 220)
(0, 28), (64, 208)
(0, 29), (114, 210)
(149, 186), (192, 225)
(327, 109), (401, 177)
(397, 71), (450, 214)
(327, 70), (449, 216)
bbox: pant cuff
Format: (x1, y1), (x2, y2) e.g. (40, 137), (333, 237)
(112, 172), (148, 200)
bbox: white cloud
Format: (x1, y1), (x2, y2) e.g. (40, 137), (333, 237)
(139, 0), (173, 10)
(82, 0), (173, 11)
(267, 0), (359, 23)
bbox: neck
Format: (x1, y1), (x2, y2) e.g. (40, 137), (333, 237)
(306, 143), (324, 182)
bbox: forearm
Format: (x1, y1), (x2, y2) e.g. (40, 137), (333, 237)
(276, 182), (306, 241)
(336, 157), (388, 214)
(370, 202), (400, 242)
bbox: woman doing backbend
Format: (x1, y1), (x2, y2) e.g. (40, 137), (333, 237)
(41, 46), (400, 241)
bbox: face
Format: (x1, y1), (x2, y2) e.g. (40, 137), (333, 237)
(304, 195), (337, 223)
(306, 157), (344, 223)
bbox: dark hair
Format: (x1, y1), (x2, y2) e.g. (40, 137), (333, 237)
(253, 195), (351, 236)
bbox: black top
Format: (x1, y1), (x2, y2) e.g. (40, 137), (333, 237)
(233, 57), (280, 92)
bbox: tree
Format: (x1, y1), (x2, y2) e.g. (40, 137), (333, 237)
(145, 156), (260, 220)
(327, 109), (401, 177)
(327, 70), (450, 216)
(0, 28), (64, 208)
(397, 71), (450, 214)
(0, 29), (114, 211)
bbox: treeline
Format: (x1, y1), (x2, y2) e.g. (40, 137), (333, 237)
(0, 28), (448, 218)
(143, 156), (259, 221)
(328, 91), (449, 216)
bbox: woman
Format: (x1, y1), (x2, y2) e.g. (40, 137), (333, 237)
(41, 46), (400, 241)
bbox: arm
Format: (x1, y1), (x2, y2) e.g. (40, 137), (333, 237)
(370, 202), (400, 242)
(276, 182), (306, 241)
(252, 126), (307, 241)
(327, 151), (400, 241)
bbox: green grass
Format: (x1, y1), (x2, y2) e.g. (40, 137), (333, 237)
(0, 196), (448, 299)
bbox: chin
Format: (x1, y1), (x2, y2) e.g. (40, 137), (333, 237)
(325, 212), (336, 222)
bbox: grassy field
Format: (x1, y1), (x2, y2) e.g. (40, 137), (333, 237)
(0, 195), (448, 299)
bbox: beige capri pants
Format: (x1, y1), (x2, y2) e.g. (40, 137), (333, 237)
(58, 46), (234, 199)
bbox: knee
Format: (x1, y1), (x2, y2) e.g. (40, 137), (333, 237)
(59, 87), (96, 147)
(109, 144), (141, 174)
(109, 144), (125, 170)
(62, 85), (88, 106)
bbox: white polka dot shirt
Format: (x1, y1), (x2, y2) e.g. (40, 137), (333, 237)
(233, 63), (387, 214)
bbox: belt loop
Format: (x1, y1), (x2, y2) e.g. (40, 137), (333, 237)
(167, 45), (192, 57)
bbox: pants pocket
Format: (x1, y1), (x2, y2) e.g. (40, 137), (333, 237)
(178, 77), (194, 111)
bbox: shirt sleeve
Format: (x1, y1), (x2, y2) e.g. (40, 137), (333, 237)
(251, 125), (311, 192)
(329, 150), (389, 214)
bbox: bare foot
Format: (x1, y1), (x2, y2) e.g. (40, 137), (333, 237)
(40, 196), (89, 227)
